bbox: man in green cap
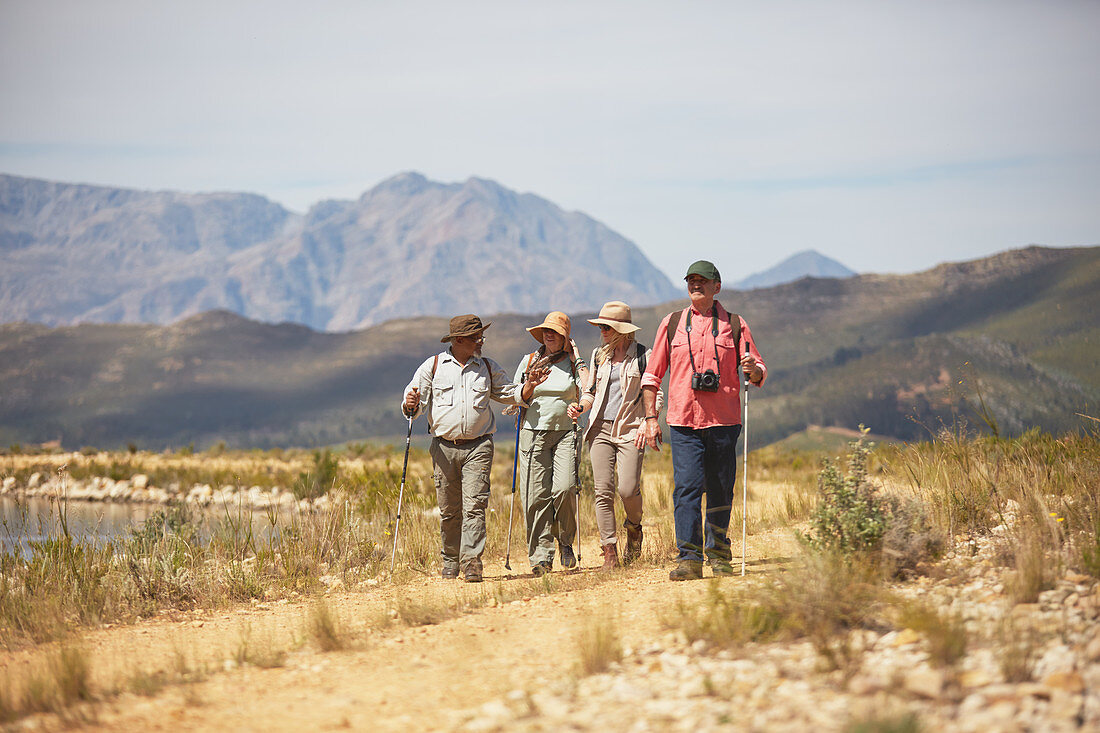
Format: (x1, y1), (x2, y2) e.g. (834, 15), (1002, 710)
(640, 261), (767, 580)
(402, 314), (548, 582)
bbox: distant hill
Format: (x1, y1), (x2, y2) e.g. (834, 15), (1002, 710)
(0, 172), (681, 331)
(734, 250), (855, 290)
(0, 245), (1095, 450)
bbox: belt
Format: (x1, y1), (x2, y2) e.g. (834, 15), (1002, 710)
(436, 434), (488, 447)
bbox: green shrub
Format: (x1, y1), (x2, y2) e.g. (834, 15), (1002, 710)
(806, 428), (889, 556)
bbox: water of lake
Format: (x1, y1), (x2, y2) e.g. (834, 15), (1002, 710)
(0, 497), (282, 558)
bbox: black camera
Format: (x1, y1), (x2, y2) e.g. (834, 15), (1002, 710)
(691, 369), (720, 392)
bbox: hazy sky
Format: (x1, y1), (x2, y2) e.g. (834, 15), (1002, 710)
(2, 1), (1098, 283)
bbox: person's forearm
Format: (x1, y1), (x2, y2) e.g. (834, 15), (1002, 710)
(642, 386), (658, 418)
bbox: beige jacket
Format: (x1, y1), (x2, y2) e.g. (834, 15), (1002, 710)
(579, 343), (664, 444)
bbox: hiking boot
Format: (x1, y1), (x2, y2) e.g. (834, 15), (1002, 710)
(531, 561), (552, 577)
(623, 522), (643, 565)
(464, 567), (483, 583)
(559, 544), (577, 569)
(600, 543), (620, 572)
(711, 561), (735, 577)
(669, 561), (704, 581)
(441, 567), (459, 580)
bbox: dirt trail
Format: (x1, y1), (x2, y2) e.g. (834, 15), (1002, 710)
(5, 531), (795, 732)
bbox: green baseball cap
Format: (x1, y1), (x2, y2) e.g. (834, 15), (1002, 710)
(684, 260), (721, 282)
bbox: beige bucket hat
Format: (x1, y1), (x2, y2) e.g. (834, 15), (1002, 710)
(587, 301), (640, 335)
(526, 311), (571, 343)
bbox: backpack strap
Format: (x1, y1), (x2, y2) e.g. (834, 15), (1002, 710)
(665, 309), (686, 352)
(586, 348), (599, 396)
(630, 341), (647, 407)
(728, 312), (741, 355)
(431, 353), (439, 378)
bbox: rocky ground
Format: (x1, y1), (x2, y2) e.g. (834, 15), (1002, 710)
(3, 524), (1097, 732)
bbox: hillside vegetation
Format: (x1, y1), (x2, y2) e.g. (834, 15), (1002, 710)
(0, 245), (1096, 450)
(0, 428), (1097, 729)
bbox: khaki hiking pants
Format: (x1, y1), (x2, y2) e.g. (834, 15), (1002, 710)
(518, 427), (577, 567)
(429, 435), (493, 575)
(589, 419), (644, 547)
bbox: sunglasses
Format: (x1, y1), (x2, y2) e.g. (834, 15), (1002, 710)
(598, 324), (614, 332)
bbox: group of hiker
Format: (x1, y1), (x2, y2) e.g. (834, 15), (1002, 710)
(401, 259), (767, 583)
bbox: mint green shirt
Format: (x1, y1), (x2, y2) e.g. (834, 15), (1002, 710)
(513, 355), (581, 431)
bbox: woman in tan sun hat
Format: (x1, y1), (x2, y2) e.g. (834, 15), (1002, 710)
(512, 311), (590, 576)
(566, 301), (663, 570)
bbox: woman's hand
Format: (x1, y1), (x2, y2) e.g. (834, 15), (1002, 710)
(642, 416), (662, 451)
(566, 402), (584, 420)
(526, 366), (550, 387)
(521, 366), (550, 402)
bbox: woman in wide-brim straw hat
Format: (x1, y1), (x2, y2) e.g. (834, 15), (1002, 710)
(567, 301), (663, 570)
(512, 311), (589, 576)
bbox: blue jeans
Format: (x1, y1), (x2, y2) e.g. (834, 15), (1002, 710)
(669, 424), (742, 564)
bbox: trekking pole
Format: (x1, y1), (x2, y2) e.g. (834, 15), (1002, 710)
(574, 421), (583, 565)
(390, 414), (414, 575)
(504, 413), (520, 570)
(741, 342), (750, 577)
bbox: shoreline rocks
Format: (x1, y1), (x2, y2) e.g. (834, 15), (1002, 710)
(0, 473), (327, 512)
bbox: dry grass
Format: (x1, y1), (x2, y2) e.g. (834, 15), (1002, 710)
(574, 608), (623, 676)
(881, 427), (1100, 581)
(844, 711), (923, 733)
(667, 550), (888, 675)
(996, 617), (1040, 683)
(894, 600), (968, 668)
(307, 599), (346, 652)
(0, 644), (93, 722)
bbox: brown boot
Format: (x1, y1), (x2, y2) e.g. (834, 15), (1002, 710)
(600, 543), (620, 571)
(623, 521), (643, 565)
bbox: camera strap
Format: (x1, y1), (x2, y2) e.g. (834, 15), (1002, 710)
(684, 307), (721, 374)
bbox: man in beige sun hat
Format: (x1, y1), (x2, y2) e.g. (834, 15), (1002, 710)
(567, 301), (663, 570)
(402, 314), (549, 582)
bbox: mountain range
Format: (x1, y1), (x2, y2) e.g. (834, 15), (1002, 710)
(0, 172), (683, 331)
(0, 244), (1095, 451)
(734, 250), (855, 290)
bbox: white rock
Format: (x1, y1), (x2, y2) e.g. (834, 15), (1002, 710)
(1086, 634), (1100, 662)
(132, 474), (149, 490)
(1034, 643), (1075, 679)
(904, 667), (945, 699)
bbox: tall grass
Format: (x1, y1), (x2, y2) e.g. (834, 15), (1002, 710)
(0, 456), (439, 649)
(882, 425), (1100, 581)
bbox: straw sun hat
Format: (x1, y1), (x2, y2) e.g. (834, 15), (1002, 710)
(586, 301), (640, 335)
(526, 311), (571, 343)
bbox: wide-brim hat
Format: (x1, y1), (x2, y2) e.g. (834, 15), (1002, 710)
(441, 314), (491, 343)
(587, 301), (640, 335)
(527, 311), (571, 343)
